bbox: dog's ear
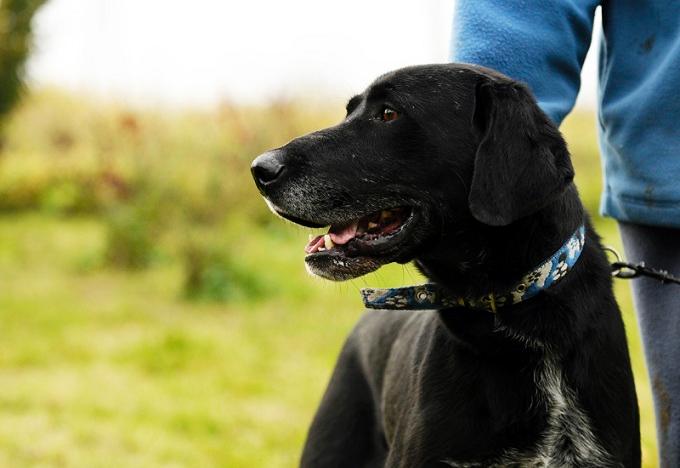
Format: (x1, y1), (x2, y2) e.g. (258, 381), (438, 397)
(467, 77), (574, 226)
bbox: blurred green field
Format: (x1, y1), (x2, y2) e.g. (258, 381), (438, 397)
(0, 91), (657, 467)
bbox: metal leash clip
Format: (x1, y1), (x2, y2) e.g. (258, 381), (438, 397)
(611, 261), (644, 279)
(603, 246), (680, 285)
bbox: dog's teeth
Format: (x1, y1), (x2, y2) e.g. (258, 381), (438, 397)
(324, 234), (334, 250)
(318, 247), (326, 251)
(368, 221), (379, 229)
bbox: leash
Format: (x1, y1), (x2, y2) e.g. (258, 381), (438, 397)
(604, 246), (680, 285)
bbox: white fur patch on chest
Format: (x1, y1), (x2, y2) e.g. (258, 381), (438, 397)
(442, 352), (613, 467)
(526, 353), (612, 466)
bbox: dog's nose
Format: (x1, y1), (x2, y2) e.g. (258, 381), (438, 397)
(251, 150), (286, 187)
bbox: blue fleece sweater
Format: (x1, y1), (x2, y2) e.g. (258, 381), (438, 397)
(450, 0), (680, 228)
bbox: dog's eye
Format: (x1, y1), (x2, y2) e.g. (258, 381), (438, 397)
(381, 107), (399, 122)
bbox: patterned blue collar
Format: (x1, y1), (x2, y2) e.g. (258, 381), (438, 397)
(361, 225), (586, 313)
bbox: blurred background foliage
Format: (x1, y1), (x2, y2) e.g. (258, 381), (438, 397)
(0, 90), (658, 467)
(0, 0), (46, 123)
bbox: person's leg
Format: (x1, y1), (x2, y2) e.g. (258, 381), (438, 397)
(619, 221), (680, 468)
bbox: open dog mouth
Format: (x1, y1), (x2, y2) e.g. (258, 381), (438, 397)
(305, 207), (412, 254)
(299, 207), (416, 280)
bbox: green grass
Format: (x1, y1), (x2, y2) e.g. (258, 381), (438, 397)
(0, 215), (321, 466)
(0, 93), (659, 467)
(0, 213), (419, 467)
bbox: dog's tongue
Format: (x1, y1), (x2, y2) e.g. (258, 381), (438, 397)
(304, 220), (359, 254)
(328, 220), (358, 245)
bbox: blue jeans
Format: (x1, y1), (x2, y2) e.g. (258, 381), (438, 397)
(619, 222), (680, 468)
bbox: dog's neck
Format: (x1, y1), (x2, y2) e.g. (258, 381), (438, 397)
(415, 187), (585, 299)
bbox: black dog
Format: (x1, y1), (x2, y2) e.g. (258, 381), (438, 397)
(251, 64), (640, 467)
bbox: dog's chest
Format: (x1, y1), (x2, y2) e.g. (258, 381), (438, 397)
(375, 313), (614, 467)
(440, 352), (612, 467)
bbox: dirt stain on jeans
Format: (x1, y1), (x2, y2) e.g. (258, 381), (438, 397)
(653, 374), (671, 435)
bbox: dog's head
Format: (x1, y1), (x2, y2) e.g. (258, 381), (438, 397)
(251, 64), (574, 281)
